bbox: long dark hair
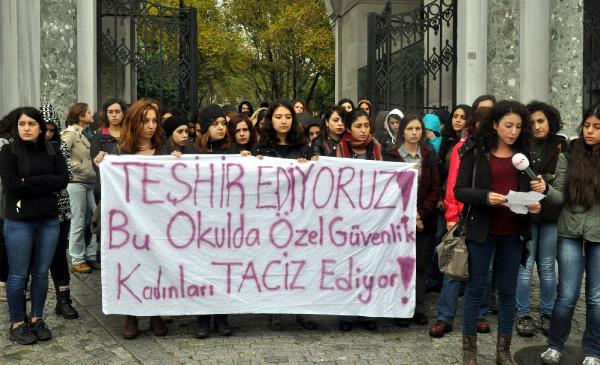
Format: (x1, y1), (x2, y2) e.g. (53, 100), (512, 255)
(477, 100), (532, 153)
(446, 104), (472, 136)
(258, 100), (306, 147)
(320, 105), (345, 140)
(566, 102), (600, 209)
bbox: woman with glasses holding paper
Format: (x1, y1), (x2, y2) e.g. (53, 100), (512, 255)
(454, 100), (546, 365)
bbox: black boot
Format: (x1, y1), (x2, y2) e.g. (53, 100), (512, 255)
(195, 315), (211, 339)
(55, 289), (79, 320)
(214, 314), (232, 336)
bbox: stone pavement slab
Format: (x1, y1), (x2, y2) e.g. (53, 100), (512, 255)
(0, 269), (586, 364)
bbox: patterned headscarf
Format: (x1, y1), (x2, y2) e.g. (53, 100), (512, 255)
(40, 104), (63, 141)
(39, 103), (73, 222)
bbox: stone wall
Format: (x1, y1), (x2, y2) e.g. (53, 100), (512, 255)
(549, 0), (584, 135)
(487, 0), (520, 100)
(40, 0), (78, 125)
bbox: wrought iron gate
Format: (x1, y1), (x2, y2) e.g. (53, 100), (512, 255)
(97, 0), (198, 115)
(367, 0), (457, 114)
(584, 8), (600, 111)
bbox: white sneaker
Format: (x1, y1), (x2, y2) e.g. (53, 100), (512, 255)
(540, 348), (561, 365)
(583, 357), (600, 365)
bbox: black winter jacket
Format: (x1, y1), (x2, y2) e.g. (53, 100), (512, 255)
(90, 131), (119, 195)
(253, 143), (311, 159)
(454, 138), (533, 244)
(311, 135), (341, 157)
(0, 141), (69, 221)
(531, 134), (567, 223)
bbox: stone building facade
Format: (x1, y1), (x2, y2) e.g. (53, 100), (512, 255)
(0, 0), (95, 125)
(326, 0), (591, 135)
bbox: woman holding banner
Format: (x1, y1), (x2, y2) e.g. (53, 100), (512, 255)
(195, 104), (231, 154)
(94, 100), (173, 339)
(335, 108), (381, 332)
(311, 106), (345, 157)
(383, 114), (441, 327)
(253, 100), (311, 160)
(335, 109), (381, 161)
(254, 101), (323, 330)
(251, 100), (316, 330)
(194, 103), (234, 339)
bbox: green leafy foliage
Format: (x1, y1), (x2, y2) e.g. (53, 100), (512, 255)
(153, 0), (334, 110)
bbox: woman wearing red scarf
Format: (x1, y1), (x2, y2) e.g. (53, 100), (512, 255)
(336, 108), (381, 332)
(335, 109), (382, 160)
(383, 114), (441, 327)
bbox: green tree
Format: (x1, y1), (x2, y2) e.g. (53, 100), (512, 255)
(154, 0), (335, 109)
(224, 0), (334, 108)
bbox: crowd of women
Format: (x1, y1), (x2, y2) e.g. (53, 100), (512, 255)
(0, 95), (598, 365)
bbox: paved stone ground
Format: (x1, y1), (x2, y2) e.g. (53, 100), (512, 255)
(0, 269), (587, 365)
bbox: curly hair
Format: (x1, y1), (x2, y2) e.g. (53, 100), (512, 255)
(477, 100), (532, 153)
(526, 100), (563, 135)
(118, 100), (163, 153)
(337, 98), (355, 110)
(258, 100), (306, 147)
(101, 98), (127, 128)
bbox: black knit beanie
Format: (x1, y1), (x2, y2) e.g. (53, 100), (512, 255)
(198, 104), (225, 134)
(163, 115), (189, 138)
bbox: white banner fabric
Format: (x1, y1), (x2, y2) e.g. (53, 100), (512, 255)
(100, 155), (418, 317)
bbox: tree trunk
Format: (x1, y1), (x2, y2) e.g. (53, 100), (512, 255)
(305, 72), (320, 108)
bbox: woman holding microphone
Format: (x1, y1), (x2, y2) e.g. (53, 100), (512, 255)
(455, 100), (546, 365)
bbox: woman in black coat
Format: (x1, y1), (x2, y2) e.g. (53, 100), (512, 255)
(454, 100), (545, 364)
(0, 107), (69, 345)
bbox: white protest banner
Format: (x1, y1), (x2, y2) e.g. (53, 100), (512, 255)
(101, 155), (417, 317)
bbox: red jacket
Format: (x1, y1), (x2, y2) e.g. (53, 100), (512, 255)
(444, 137), (467, 224)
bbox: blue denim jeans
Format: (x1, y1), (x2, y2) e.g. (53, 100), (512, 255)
(67, 183), (97, 264)
(4, 218), (60, 322)
(462, 235), (523, 336)
(548, 238), (600, 358)
(516, 222), (557, 316)
(437, 270), (492, 324)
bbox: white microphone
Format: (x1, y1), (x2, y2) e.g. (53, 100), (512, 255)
(512, 153), (538, 180)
